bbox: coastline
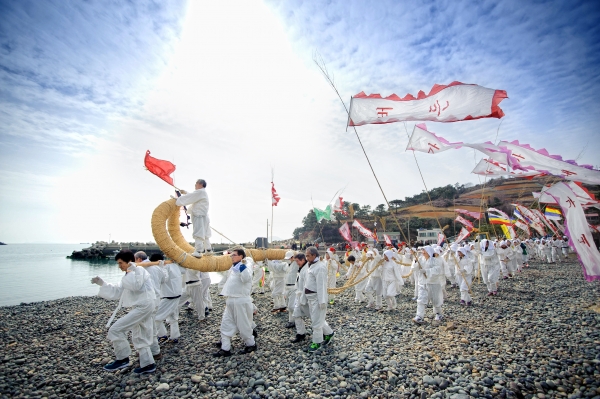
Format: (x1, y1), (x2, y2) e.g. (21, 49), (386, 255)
(1, 259), (599, 399)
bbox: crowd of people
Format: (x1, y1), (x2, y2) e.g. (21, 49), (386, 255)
(89, 179), (575, 374)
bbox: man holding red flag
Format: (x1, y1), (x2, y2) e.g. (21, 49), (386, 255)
(176, 179), (212, 258)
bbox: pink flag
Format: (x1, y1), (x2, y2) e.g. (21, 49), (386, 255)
(339, 222), (352, 242)
(454, 227), (471, 243)
(455, 209), (482, 220)
(271, 182), (280, 206)
(513, 204), (546, 236)
(514, 220), (530, 236)
(532, 209), (560, 236)
(349, 81), (507, 126)
(471, 158), (541, 178)
(455, 215), (474, 231)
(352, 220), (375, 239)
(384, 234), (392, 246)
(546, 182), (600, 281)
(333, 197), (348, 216)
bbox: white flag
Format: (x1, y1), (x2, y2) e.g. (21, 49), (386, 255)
(546, 182), (600, 281)
(350, 82), (507, 126)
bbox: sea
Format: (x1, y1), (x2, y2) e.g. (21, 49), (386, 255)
(0, 244), (222, 307)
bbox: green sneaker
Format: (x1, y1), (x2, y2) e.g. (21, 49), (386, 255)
(323, 332), (335, 346)
(307, 342), (321, 352)
(329, 299), (334, 305)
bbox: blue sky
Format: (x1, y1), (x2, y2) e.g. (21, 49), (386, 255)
(0, 0), (598, 243)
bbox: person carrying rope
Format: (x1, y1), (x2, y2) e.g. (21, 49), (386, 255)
(175, 179), (212, 258)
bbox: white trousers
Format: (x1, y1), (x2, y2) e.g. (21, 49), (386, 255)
(485, 262), (500, 293)
(220, 297), (255, 351)
(416, 283), (443, 318)
(285, 285), (296, 321)
(293, 302), (310, 334)
(365, 276), (383, 308)
(179, 284), (205, 320)
(480, 262), (489, 284)
(561, 247), (568, 257)
(108, 301), (159, 367)
(271, 278), (286, 309)
(201, 276), (212, 309)
(155, 297), (181, 339)
(192, 215), (211, 252)
(306, 293), (332, 344)
(328, 273), (337, 301)
(455, 272), (472, 303)
(552, 247), (561, 262)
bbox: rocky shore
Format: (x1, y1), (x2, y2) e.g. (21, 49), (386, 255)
(1, 259), (599, 399)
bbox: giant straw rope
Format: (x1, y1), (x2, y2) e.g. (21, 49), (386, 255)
(152, 199), (287, 272)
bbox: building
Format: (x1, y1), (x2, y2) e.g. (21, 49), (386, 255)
(416, 228), (443, 244)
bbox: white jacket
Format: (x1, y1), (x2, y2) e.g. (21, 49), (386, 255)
(98, 263), (156, 308)
(303, 259), (328, 305)
(267, 260), (289, 278)
(220, 262), (253, 298)
(175, 188), (209, 217)
(422, 256), (445, 285)
(159, 262), (183, 298)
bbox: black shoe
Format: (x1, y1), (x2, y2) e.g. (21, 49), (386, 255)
(214, 341), (222, 348)
(133, 363), (156, 374)
(291, 334), (306, 343)
(103, 358), (131, 372)
(239, 344), (257, 354)
(252, 329), (258, 338)
(323, 332), (335, 346)
(212, 349), (232, 357)
(285, 322), (295, 329)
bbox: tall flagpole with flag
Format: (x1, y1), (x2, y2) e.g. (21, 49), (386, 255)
(271, 169), (281, 248)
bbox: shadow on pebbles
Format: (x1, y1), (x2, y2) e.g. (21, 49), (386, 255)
(0, 259), (599, 399)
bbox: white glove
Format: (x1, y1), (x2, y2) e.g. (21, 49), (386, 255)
(159, 260), (165, 266)
(170, 195), (177, 200)
(319, 303), (327, 310)
(91, 276), (104, 286)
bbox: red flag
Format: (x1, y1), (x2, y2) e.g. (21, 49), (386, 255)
(384, 234), (392, 246)
(455, 209), (482, 220)
(271, 182), (280, 206)
(144, 150), (176, 186)
(455, 215), (474, 231)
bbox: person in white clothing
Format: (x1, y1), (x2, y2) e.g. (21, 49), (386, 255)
(284, 252), (300, 329)
(213, 249), (256, 357)
(412, 246), (445, 324)
(325, 247), (339, 304)
(380, 250), (404, 310)
(92, 250), (159, 374)
(291, 254), (310, 343)
(344, 255), (369, 303)
(481, 239), (501, 296)
(561, 236), (570, 258)
(144, 254), (183, 344)
(302, 247), (334, 352)
(552, 237), (563, 262)
(267, 251), (293, 312)
(175, 179), (212, 258)
(179, 268), (206, 321)
(364, 250), (383, 310)
(454, 248), (473, 305)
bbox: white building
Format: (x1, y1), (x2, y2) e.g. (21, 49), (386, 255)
(417, 228), (443, 244)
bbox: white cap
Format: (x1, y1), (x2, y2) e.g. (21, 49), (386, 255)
(284, 251), (295, 260)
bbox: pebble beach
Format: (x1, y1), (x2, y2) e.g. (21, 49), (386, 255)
(1, 259), (599, 399)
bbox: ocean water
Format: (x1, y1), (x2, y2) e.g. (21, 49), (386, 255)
(0, 244), (221, 307)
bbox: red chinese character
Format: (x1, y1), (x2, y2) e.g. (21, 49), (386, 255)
(429, 100), (450, 117)
(512, 153), (525, 161)
(376, 107), (393, 117)
(566, 197), (576, 208)
(561, 169), (577, 176)
(578, 234), (590, 247)
(427, 143), (440, 153)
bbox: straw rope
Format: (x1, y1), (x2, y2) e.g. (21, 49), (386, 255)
(151, 199), (287, 272)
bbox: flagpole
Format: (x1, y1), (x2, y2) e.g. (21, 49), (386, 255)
(271, 203), (274, 249)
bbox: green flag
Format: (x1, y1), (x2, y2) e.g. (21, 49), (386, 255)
(314, 205), (332, 222)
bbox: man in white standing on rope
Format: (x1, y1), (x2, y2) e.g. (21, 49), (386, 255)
(176, 179), (212, 258)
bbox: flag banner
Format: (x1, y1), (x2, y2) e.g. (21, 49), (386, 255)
(314, 205), (332, 222)
(589, 224), (600, 234)
(455, 215), (474, 231)
(532, 209), (560, 235)
(508, 226), (517, 239)
(514, 220), (531, 236)
(384, 234), (392, 246)
(498, 141), (600, 185)
(455, 209), (482, 220)
(350, 81), (507, 126)
(333, 197), (348, 216)
(339, 222), (352, 242)
(500, 225), (511, 239)
(350, 241), (360, 250)
(144, 150), (176, 186)
(512, 204), (546, 235)
(546, 182), (600, 281)
(471, 158), (541, 178)
(271, 182), (280, 206)
(488, 207), (511, 220)
(437, 232), (445, 246)
(455, 227), (471, 243)
(545, 206), (562, 220)
(352, 220), (375, 239)
(513, 208), (530, 223)
(534, 181), (599, 208)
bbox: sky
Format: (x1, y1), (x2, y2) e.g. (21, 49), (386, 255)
(0, 0), (599, 244)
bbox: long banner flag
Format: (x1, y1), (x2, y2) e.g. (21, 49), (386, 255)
(405, 124), (600, 184)
(339, 222), (352, 242)
(455, 209), (482, 220)
(513, 204), (546, 236)
(349, 81), (507, 126)
(145, 150), (176, 186)
(352, 220), (376, 239)
(546, 182), (600, 281)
